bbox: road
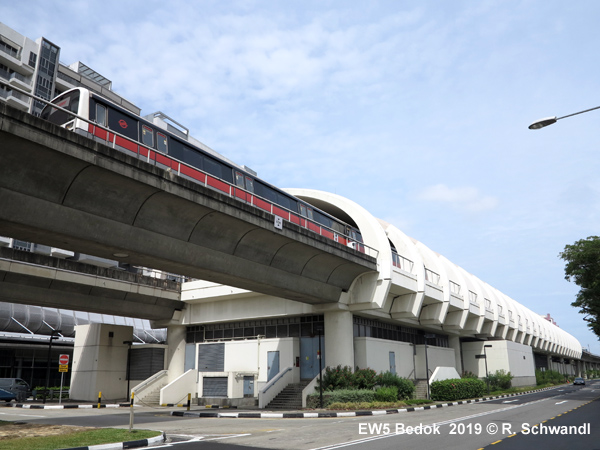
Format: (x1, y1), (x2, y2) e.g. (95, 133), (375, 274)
(0, 381), (598, 450)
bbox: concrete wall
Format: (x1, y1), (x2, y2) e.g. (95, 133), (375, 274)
(70, 324), (133, 401)
(462, 340), (536, 387)
(414, 345), (456, 379)
(354, 337), (415, 378)
(195, 337), (299, 402)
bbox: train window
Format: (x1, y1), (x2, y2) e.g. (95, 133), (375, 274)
(245, 177), (254, 193)
(306, 207), (314, 220)
(299, 204), (307, 217)
(169, 139), (185, 160)
(235, 172), (244, 188)
(40, 89), (80, 125)
(96, 104), (107, 126)
(204, 157), (233, 183)
(142, 125), (154, 148)
(184, 147), (204, 169)
(205, 157), (222, 179)
(313, 210), (332, 228)
(157, 133), (168, 153)
(277, 193), (292, 211)
(254, 181), (277, 203)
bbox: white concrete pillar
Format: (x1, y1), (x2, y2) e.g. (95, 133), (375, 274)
(70, 324), (133, 401)
(324, 311), (354, 368)
(166, 325), (187, 382)
(449, 336), (463, 375)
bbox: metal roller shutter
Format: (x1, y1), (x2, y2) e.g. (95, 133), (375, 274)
(129, 348), (165, 380)
(203, 377), (227, 397)
(197, 343), (224, 372)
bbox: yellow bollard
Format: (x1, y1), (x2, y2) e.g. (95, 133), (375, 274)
(97, 391), (102, 409)
(129, 392), (134, 432)
(187, 393), (191, 411)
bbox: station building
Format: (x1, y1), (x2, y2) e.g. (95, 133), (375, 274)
(140, 188), (590, 408)
(0, 21), (597, 406)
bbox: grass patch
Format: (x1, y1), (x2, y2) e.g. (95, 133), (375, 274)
(0, 428), (162, 450)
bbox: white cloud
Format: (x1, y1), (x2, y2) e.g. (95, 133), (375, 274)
(417, 184), (498, 212)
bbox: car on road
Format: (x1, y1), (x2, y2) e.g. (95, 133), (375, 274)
(0, 378), (30, 402)
(573, 377), (586, 385)
(0, 387), (17, 402)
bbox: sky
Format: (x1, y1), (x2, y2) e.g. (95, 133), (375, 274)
(4, 1), (600, 353)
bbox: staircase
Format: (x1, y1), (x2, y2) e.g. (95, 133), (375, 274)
(414, 379), (429, 399)
(138, 387), (161, 406)
(265, 381), (310, 410)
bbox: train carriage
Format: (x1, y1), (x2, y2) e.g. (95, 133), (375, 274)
(40, 88), (364, 250)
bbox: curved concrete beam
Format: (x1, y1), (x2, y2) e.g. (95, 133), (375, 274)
(0, 103), (376, 307)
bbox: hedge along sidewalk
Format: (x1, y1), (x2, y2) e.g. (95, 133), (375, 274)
(171, 385), (561, 419)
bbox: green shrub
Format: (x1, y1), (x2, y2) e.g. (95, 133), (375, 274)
(461, 371), (478, 379)
(377, 371), (415, 399)
(317, 365), (355, 391)
(307, 389), (375, 408)
(535, 369), (565, 386)
(374, 386), (398, 402)
(354, 368), (378, 390)
(485, 370), (513, 391)
(430, 378), (486, 401)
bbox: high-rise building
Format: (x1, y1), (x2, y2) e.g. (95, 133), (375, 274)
(0, 22), (139, 116)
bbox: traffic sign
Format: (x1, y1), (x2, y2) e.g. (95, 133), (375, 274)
(59, 354), (69, 365)
(59, 364), (68, 373)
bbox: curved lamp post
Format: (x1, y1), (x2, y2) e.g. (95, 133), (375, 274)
(529, 105), (600, 129)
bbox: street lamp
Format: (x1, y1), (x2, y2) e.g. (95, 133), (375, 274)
(314, 323), (324, 409)
(43, 329), (62, 404)
(123, 341), (133, 399)
(528, 105), (600, 129)
(483, 345), (492, 394)
(424, 333), (436, 400)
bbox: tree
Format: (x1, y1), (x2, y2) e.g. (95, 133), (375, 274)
(559, 236), (600, 339)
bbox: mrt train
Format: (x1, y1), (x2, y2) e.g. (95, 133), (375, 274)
(40, 88), (364, 249)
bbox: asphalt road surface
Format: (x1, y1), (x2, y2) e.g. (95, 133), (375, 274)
(0, 381), (598, 450)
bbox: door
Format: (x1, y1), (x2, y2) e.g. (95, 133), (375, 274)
(267, 351), (280, 382)
(300, 336), (325, 380)
(243, 376), (254, 397)
(389, 351), (396, 375)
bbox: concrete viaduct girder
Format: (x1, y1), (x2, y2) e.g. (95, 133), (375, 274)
(0, 247), (183, 321)
(0, 103), (376, 310)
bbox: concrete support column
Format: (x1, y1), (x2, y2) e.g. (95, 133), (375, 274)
(448, 336), (462, 375)
(70, 324), (133, 401)
(166, 325), (187, 383)
(324, 310), (354, 369)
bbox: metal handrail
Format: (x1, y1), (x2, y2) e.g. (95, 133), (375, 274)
(0, 79), (378, 259)
(261, 366), (292, 394)
(132, 369), (168, 394)
(425, 268), (441, 285)
(391, 250), (414, 273)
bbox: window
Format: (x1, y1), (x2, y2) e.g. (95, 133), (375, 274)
(96, 104), (107, 126)
(235, 172), (244, 188)
(142, 125), (154, 148)
(0, 36), (20, 58)
(40, 89), (80, 126)
(204, 157), (222, 179)
(157, 133), (168, 153)
(28, 52), (37, 68)
(245, 176), (254, 193)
